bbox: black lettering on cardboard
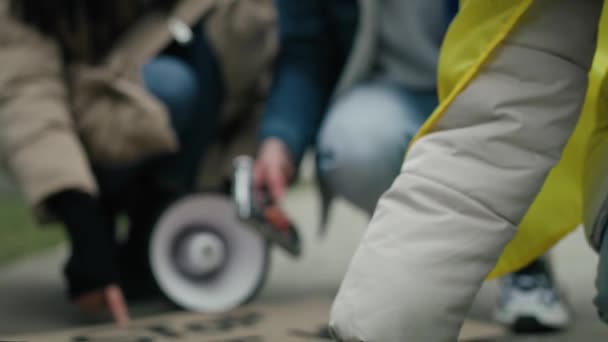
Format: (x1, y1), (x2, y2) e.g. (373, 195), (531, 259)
(184, 319), (229, 334)
(145, 325), (182, 339)
(71, 327), (157, 342)
(70, 311), (264, 341)
(237, 312), (263, 327)
(290, 325), (333, 340)
(186, 312), (263, 335)
(71, 336), (154, 342)
(210, 336), (264, 342)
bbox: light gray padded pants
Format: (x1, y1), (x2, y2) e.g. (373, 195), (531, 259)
(330, 0), (602, 341)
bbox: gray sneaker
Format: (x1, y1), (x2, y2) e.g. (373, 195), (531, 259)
(494, 272), (571, 333)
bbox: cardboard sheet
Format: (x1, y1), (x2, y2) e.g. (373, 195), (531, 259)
(6, 298), (505, 342)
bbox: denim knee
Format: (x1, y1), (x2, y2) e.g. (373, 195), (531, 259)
(316, 84), (425, 214)
(142, 56), (201, 135)
(595, 229), (608, 324)
(317, 116), (411, 215)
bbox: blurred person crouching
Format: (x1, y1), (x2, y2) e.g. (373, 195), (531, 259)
(255, 0), (451, 225)
(0, 0), (275, 325)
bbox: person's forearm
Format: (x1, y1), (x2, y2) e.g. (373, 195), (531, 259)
(260, 62), (333, 164)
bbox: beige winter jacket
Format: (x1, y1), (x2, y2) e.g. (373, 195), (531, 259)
(0, 0), (277, 219)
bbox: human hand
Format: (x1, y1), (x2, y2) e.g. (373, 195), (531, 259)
(76, 284), (130, 327)
(254, 138), (295, 202)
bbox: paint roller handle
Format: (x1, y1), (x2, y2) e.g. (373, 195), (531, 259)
(233, 154), (302, 257)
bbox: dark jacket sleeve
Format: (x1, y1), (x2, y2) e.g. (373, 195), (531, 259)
(259, 0), (341, 166)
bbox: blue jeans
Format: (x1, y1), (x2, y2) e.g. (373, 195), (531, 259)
(95, 22), (223, 201)
(317, 81), (436, 214)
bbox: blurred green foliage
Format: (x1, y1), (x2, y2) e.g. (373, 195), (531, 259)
(0, 196), (65, 265)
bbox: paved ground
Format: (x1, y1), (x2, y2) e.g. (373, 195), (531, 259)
(0, 184), (606, 341)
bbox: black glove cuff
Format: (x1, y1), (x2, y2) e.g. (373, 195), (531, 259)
(46, 190), (119, 299)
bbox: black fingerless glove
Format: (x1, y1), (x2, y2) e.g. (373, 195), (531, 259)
(46, 190), (119, 299)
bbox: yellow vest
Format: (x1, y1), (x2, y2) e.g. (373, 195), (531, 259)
(413, 0), (608, 278)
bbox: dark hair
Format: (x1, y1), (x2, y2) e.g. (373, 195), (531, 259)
(10, 0), (175, 62)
